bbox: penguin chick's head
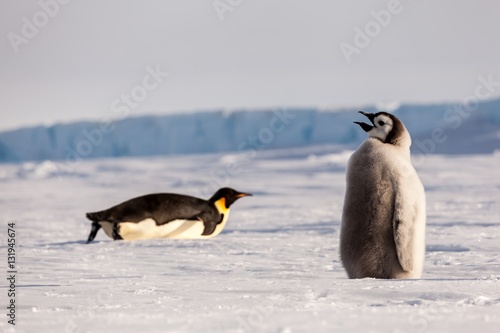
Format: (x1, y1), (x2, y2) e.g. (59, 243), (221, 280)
(209, 188), (252, 209)
(354, 111), (411, 147)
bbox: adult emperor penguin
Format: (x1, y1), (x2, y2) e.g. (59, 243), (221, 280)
(85, 187), (251, 243)
(340, 111), (426, 279)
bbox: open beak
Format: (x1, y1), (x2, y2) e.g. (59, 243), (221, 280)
(236, 192), (252, 198)
(354, 111), (375, 132)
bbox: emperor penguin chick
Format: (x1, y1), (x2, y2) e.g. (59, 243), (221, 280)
(340, 111), (426, 279)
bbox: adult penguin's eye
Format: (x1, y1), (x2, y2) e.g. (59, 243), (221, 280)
(378, 121), (385, 126)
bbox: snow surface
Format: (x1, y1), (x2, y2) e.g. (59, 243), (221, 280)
(1, 146), (499, 333)
(1, 98), (499, 163)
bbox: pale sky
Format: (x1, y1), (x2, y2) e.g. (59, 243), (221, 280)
(1, 0), (499, 131)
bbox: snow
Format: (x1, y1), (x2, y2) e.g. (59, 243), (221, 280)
(1, 146), (499, 332)
(1, 98), (499, 163)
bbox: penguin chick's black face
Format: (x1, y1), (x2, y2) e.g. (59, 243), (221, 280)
(355, 111), (403, 144)
(209, 188), (252, 208)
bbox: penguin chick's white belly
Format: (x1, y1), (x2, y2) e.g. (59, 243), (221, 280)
(99, 213), (230, 240)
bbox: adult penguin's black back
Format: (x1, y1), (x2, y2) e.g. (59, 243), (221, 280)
(85, 188), (251, 243)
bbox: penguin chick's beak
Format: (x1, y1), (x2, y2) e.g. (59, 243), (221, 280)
(355, 111), (376, 132)
(354, 121), (373, 132)
(236, 192), (252, 198)
(358, 111), (376, 124)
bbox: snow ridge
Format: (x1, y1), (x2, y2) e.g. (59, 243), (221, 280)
(0, 99), (499, 163)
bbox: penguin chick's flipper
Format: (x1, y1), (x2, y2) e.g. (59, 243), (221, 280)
(86, 221), (101, 243)
(392, 179), (416, 272)
(393, 218), (413, 272)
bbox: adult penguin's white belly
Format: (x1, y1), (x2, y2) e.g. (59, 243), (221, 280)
(99, 212), (230, 240)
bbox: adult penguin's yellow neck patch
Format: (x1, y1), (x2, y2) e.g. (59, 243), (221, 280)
(214, 197), (229, 214)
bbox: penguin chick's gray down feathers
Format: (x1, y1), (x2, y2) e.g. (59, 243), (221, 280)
(340, 111), (426, 279)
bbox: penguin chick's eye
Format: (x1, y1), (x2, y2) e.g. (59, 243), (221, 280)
(378, 121), (385, 126)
